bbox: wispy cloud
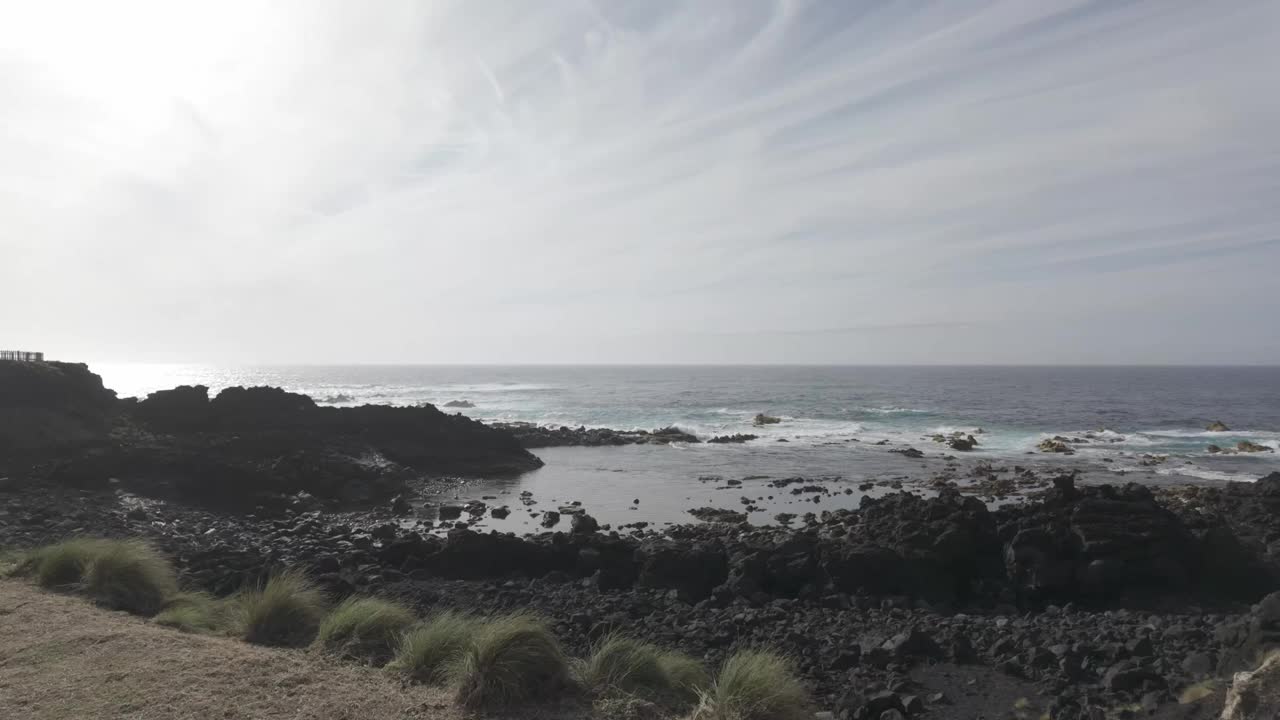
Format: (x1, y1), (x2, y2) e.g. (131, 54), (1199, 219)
(1, 0), (1277, 363)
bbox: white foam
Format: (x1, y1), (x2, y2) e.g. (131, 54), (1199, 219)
(1153, 466), (1258, 483)
(858, 406), (930, 415)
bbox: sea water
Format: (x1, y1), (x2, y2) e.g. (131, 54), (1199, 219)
(94, 364), (1280, 530)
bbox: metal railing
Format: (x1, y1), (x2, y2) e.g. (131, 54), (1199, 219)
(0, 350), (44, 361)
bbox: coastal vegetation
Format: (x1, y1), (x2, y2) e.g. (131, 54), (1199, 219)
(389, 610), (484, 682)
(3, 537), (804, 718)
(316, 595), (416, 663)
(230, 569), (329, 647)
(688, 649), (810, 720)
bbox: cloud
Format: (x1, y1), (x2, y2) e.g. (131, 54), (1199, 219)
(1, 0), (1277, 363)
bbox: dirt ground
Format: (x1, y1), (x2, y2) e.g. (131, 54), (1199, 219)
(0, 580), (538, 720)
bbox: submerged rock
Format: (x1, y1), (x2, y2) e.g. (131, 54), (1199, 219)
(1238, 441), (1272, 453)
(753, 413), (782, 426)
(1037, 437), (1075, 454)
(707, 434), (758, 444)
(687, 507), (748, 523)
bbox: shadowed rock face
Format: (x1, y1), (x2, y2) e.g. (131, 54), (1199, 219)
(0, 361), (117, 455)
(0, 362), (542, 510)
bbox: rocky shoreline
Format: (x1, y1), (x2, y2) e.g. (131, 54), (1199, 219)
(3, 360), (1280, 717)
(4, 472), (1280, 717)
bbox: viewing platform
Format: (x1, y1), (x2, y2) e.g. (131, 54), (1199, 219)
(0, 350), (44, 361)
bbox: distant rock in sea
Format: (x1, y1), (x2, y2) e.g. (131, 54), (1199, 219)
(1207, 420), (1231, 431)
(753, 413), (782, 426)
(444, 399), (475, 408)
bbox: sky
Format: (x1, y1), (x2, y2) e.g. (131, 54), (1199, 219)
(2, 0), (1278, 365)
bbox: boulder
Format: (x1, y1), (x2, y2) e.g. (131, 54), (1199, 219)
(635, 541), (728, 602)
(133, 385), (211, 429)
(1001, 482), (1265, 607)
(648, 426), (700, 444)
(572, 513), (600, 534)
(1237, 441), (1272, 453)
(541, 511), (561, 528)
(1221, 651), (1280, 720)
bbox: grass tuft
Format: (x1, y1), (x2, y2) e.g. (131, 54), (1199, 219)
(82, 540), (178, 615)
(16, 538), (111, 588)
(689, 649), (809, 720)
(452, 613), (571, 710)
(316, 596), (415, 665)
(583, 634), (671, 698)
(389, 610), (482, 684)
(657, 651), (711, 704)
(230, 570), (328, 647)
(154, 592), (224, 634)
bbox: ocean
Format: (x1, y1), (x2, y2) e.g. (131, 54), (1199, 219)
(93, 364), (1280, 531)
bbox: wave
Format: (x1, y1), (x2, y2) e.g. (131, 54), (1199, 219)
(856, 406), (931, 415)
(1134, 428), (1280, 439)
(1152, 466), (1261, 483)
(314, 393), (355, 404)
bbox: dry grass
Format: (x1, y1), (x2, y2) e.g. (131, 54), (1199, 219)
(317, 596), (416, 665)
(452, 613), (572, 710)
(230, 570), (328, 647)
(0, 579), (463, 720)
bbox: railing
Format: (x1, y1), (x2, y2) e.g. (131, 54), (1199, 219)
(0, 350), (44, 361)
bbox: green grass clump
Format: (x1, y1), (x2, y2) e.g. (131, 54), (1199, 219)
(16, 538), (111, 588)
(690, 649), (809, 720)
(230, 570), (328, 647)
(82, 540), (178, 615)
(154, 592), (224, 634)
(452, 613), (571, 710)
(583, 634), (672, 698)
(657, 652), (711, 704)
(316, 596), (415, 664)
(389, 610), (483, 684)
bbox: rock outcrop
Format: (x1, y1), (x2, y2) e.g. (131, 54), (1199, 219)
(491, 422), (700, 447)
(999, 478), (1269, 607)
(1221, 651), (1280, 720)
(0, 362), (542, 511)
(0, 360), (116, 455)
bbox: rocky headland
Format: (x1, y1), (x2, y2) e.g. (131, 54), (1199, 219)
(0, 360), (541, 511)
